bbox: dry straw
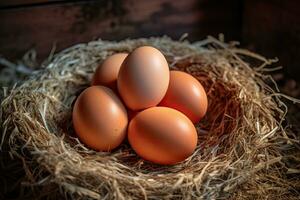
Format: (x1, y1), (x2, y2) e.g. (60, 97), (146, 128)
(1, 36), (299, 199)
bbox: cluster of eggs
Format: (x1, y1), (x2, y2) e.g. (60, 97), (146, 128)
(72, 46), (208, 165)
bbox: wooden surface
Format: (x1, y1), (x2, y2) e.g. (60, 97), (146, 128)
(0, 0), (242, 61)
(242, 0), (300, 79)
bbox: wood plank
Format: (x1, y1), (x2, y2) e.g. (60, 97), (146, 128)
(243, 0), (300, 81)
(0, 0), (242, 62)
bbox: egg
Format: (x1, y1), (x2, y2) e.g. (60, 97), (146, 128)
(128, 107), (198, 165)
(117, 46), (170, 110)
(72, 86), (128, 151)
(159, 71), (208, 123)
(91, 53), (128, 89)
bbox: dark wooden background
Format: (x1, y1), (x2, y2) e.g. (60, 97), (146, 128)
(0, 0), (300, 81)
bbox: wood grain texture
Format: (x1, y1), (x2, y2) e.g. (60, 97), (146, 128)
(0, 0), (242, 61)
(243, 0), (300, 80)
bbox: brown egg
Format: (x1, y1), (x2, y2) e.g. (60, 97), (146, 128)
(128, 107), (198, 165)
(91, 53), (128, 89)
(117, 46), (170, 110)
(72, 86), (128, 151)
(159, 71), (208, 123)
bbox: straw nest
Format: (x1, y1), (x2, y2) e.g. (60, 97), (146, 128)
(1, 36), (299, 199)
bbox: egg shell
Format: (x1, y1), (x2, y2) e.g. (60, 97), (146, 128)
(72, 86), (128, 151)
(117, 46), (170, 110)
(159, 71), (208, 123)
(128, 107), (198, 165)
(91, 53), (128, 90)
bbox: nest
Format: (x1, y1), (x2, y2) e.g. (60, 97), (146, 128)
(1, 36), (299, 199)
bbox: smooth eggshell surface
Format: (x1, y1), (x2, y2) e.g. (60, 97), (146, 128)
(92, 53), (128, 89)
(117, 46), (170, 110)
(128, 107), (198, 165)
(159, 71), (208, 123)
(72, 86), (128, 151)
